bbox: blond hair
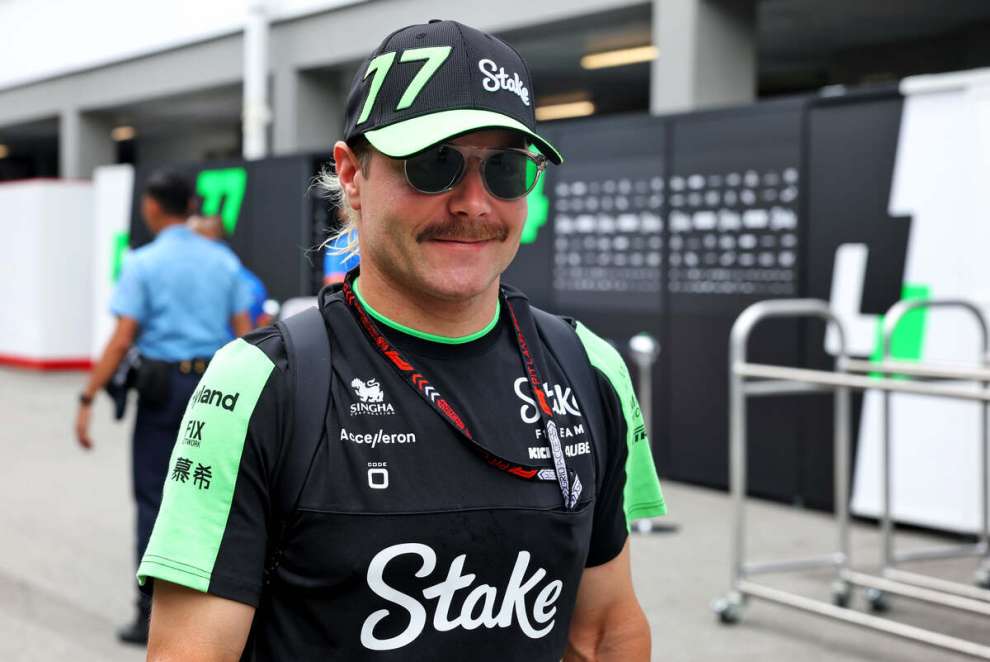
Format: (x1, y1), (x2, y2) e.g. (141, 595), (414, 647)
(313, 138), (373, 261)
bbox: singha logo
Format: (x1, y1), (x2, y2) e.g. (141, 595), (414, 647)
(352, 378), (384, 403)
(350, 377), (394, 416)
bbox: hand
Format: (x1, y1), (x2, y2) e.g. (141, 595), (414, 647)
(75, 402), (93, 450)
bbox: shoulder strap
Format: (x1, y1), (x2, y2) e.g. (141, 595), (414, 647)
(529, 306), (608, 474)
(273, 305), (333, 522)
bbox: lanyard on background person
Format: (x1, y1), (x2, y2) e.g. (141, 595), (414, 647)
(341, 275), (582, 510)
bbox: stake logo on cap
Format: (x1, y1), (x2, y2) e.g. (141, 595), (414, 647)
(343, 19), (563, 164)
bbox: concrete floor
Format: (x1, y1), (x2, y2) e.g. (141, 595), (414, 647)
(2, 366), (988, 661)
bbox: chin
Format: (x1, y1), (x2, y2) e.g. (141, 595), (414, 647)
(418, 265), (500, 302)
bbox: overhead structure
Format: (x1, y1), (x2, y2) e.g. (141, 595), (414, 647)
(243, 0), (271, 161)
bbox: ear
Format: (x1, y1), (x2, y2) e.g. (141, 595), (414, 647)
(332, 140), (364, 211)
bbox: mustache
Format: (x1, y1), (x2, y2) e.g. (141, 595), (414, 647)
(416, 218), (510, 243)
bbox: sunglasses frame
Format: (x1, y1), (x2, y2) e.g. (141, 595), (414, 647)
(402, 143), (548, 201)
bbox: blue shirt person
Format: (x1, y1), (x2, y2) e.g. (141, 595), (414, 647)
(239, 264), (269, 327)
(110, 224), (254, 360)
(74, 170), (252, 645)
(187, 214), (270, 329)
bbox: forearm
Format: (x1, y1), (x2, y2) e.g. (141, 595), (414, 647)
(231, 311), (252, 337)
(564, 604), (651, 661)
(82, 342), (129, 399)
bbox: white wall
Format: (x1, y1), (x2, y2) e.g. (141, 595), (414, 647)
(850, 67), (990, 534)
(0, 180), (94, 366)
(90, 165), (134, 360)
(0, 0), (365, 91)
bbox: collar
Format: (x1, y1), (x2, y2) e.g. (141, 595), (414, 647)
(352, 275), (501, 345)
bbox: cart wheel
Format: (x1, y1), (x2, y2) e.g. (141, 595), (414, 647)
(975, 567), (990, 590)
(712, 594), (743, 625)
(830, 580), (852, 608)
(865, 587), (889, 613)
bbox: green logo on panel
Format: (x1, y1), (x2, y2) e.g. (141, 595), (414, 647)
(111, 231), (129, 283)
(196, 168), (247, 236)
(869, 283), (930, 377)
(521, 148), (549, 245)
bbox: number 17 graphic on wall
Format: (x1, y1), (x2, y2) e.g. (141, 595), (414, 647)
(196, 167), (248, 236)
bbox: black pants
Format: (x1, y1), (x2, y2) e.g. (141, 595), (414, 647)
(133, 369), (201, 592)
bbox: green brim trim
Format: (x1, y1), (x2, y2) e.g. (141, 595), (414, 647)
(364, 109), (563, 164)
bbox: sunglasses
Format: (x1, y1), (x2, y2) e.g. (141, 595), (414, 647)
(402, 144), (547, 201)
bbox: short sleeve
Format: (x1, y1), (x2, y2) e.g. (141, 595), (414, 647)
(232, 266), (255, 316)
(109, 254), (147, 323)
(137, 330), (288, 606)
(584, 377), (630, 567)
(575, 322), (667, 567)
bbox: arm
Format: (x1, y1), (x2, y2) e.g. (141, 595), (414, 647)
(148, 580), (255, 662)
(74, 316), (139, 449)
(564, 540), (650, 661)
(231, 311), (252, 337)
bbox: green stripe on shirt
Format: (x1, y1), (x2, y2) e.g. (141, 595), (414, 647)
(575, 322), (667, 523)
(137, 338), (275, 591)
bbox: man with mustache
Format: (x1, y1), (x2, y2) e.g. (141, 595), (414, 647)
(139, 19), (666, 662)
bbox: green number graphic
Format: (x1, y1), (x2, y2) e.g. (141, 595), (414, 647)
(396, 47), (452, 110)
(357, 47), (452, 123)
(357, 52), (397, 125)
(196, 168), (247, 236)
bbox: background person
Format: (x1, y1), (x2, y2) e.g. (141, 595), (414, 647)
(188, 213), (272, 328)
(74, 170), (254, 645)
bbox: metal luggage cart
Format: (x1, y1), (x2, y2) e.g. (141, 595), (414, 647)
(713, 299), (990, 660)
(842, 299), (990, 613)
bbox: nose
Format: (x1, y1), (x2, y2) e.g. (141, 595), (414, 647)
(448, 156), (493, 219)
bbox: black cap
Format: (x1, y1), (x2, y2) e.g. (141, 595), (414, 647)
(342, 20), (562, 164)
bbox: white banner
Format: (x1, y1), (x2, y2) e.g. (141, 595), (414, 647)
(849, 68), (990, 533)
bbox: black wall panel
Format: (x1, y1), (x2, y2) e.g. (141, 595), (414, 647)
(800, 90), (908, 510)
(130, 155), (317, 304)
(665, 101), (805, 496)
(522, 114), (669, 473)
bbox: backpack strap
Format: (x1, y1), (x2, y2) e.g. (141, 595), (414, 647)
(528, 305), (608, 484)
(265, 305), (333, 582)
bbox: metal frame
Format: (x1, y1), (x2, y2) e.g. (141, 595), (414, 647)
(855, 300), (990, 605)
(714, 298), (990, 660)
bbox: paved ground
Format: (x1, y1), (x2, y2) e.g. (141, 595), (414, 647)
(2, 366), (989, 661)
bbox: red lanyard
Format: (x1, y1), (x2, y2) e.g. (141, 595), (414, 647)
(341, 276), (581, 510)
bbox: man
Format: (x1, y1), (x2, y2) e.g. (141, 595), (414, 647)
(140, 20), (666, 661)
(74, 170), (253, 644)
(189, 214), (273, 328)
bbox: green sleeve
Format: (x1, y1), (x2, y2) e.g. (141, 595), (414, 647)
(575, 322), (667, 522)
(137, 338), (275, 592)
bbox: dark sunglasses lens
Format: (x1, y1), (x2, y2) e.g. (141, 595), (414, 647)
(405, 145), (464, 193)
(483, 150), (538, 200)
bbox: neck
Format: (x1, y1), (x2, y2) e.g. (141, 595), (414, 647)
(354, 264), (500, 341)
(156, 217), (186, 234)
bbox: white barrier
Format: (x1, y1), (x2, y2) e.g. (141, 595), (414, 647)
(0, 179), (94, 369)
(90, 165), (134, 360)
